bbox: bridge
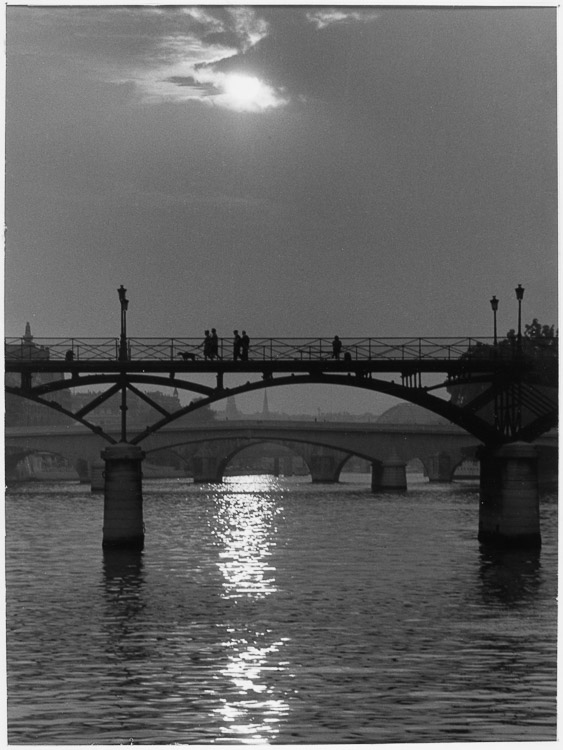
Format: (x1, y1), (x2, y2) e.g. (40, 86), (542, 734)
(5, 420), (489, 484)
(5, 327), (558, 549)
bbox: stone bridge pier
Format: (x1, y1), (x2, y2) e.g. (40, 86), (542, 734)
(478, 442), (541, 548)
(101, 443), (145, 550)
(425, 451), (454, 482)
(191, 444), (224, 483)
(371, 455), (407, 491)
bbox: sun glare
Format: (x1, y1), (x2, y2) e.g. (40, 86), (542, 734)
(224, 74), (261, 102)
(219, 72), (283, 112)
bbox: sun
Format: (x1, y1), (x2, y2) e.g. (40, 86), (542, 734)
(223, 74), (263, 105)
(219, 72), (283, 112)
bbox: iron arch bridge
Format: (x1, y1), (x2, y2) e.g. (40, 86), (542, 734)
(5, 335), (558, 447)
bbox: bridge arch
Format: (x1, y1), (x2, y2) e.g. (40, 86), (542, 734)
(6, 365), (557, 447)
(3, 371), (497, 445)
(144, 435), (360, 484)
(144, 431), (442, 485)
(6, 448), (77, 482)
(217, 440), (311, 481)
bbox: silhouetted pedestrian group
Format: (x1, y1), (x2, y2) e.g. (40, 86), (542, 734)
(233, 330), (250, 361)
(201, 328), (250, 361)
(199, 331), (342, 362)
(202, 328), (220, 360)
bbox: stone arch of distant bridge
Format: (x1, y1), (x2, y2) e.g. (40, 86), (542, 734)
(150, 437), (364, 484)
(5, 447), (71, 478)
(7, 370), (553, 447)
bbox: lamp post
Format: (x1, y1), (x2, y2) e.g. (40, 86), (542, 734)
(117, 285), (129, 362)
(490, 295), (499, 345)
(515, 283), (524, 351)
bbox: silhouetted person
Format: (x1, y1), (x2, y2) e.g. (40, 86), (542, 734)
(65, 349), (74, 362)
(202, 330), (212, 360)
(332, 335), (342, 360)
(241, 331), (250, 361)
(211, 328), (220, 359)
(233, 330), (242, 361)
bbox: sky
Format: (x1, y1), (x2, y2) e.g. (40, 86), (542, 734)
(4, 3), (558, 415)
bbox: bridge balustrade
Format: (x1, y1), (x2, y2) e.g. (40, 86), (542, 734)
(5, 335), (523, 363)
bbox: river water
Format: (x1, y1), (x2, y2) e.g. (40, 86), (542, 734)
(5, 474), (557, 744)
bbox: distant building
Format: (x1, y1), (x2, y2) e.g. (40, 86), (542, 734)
(5, 323), (71, 426)
(225, 395), (239, 420)
(262, 391), (270, 418)
(71, 388), (216, 429)
(6, 326), (215, 428)
(377, 403), (450, 425)
(72, 388), (178, 430)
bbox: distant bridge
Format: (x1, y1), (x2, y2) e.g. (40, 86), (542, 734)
(5, 420), (558, 484)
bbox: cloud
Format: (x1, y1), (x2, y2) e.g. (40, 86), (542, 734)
(103, 6), (286, 111)
(8, 5), (378, 113)
(306, 8), (380, 29)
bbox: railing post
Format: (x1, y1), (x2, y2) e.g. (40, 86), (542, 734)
(170, 339), (174, 360)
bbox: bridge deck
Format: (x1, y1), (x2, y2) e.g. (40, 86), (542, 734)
(6, 335), (552, 376)
(5, 357), (517, 375)
(6, 335), (511, 361)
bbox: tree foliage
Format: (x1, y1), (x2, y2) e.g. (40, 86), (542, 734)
(447, 319), (558, 410)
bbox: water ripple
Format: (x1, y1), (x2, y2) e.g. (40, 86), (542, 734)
(5, 475), (557, 743)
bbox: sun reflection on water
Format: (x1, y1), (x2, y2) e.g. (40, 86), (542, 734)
(212, 475), (283, 600)
(210, 475), (290, 741)
(213, 634), (291, 743)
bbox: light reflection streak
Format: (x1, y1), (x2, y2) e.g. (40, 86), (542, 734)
(213, 636), (291, 742)
(213, 475), (282, 600)
(210, 475), (290, 741)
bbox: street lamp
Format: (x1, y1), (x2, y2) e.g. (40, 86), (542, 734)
(515, 283), (525, 350)
(490, 295), (499, 345)
(117, 285), (129, 362)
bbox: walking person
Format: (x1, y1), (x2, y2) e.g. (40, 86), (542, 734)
(241, 330), (250, 361)
(210, 328), (220, 359)
(202, 330), (212, 360)
(332, 335), (342, 360)
(233, 330), (242, 361)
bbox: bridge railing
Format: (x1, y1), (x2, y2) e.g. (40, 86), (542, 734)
(4, 336), (530, 363)
(5, 338), (121, 361)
